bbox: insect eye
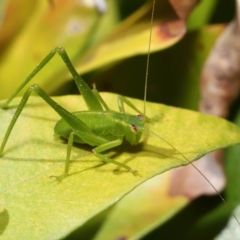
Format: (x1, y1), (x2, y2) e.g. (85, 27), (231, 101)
(137, 114), (143, 121)
(130, 124), (138, 133)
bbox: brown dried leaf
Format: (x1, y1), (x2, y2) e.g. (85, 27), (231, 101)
(199, 21), (240, 118)
(186, 0), (240, 201)
(169, 150), (226, 199)
(168, 0), (200, 20)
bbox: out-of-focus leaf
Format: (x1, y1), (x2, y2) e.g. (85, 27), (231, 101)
(0, 0), (103, 99)
(0, 93), (240, 239)
(200, 21), (240, 118)
(75, 0), (186, 75)
(0, 0), (186, 100)
(93, 171), (187, 240)
(169, 150), (226, 199)
(183, 104), (240, 239)
(169, 0), (199, 20)
(93, 24), (224, 111)
(88, 0), (119, 47)
(0, 0), (36, 50)
(215, 205), (240, 240)
(187, 0), (218, 30)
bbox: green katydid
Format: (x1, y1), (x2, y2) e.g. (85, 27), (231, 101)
(0, 4), (193, 179)
(0, 46), (148, 176)
(0, 1), (157, 178)
(0, 0), (239, 229)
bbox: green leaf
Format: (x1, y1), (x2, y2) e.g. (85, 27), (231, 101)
(74, 0), (186, 75)
(92, 172), (188, 240)
(0, 0), (102, 99)
(0, 93), (240, 239)
(187, 0), (218, 30)
(215, 205), (240, 239)
(0, 0), (36, 48)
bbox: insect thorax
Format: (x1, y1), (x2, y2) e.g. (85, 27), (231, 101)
(54, 111), (145, 145)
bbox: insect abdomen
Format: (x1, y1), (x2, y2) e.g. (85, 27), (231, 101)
(54, 111), (127, 144)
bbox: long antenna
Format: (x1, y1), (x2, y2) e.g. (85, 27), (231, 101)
(144, 128), (240, 226)
(143, 0), (156, 116)
(144, 0), (240, 227)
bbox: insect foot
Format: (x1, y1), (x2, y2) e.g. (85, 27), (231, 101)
(49, 174), (67, 182)
(131, 169), (138, 175)
(1, 102), (8, 109)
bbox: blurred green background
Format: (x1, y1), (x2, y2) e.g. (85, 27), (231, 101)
(1, 0), (240, 239)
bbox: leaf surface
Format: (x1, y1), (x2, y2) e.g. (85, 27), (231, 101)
(0, 94), (240, 239)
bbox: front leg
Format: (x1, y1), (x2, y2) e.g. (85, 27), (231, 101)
(92, 139), (137, 174)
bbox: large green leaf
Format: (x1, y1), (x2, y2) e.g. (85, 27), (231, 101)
(0, 93), (240, 239)
(92, 171), (188, 240)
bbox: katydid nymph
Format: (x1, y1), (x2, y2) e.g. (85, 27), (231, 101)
(0, 0), (239, 230)
(0, 46), (146, 176)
